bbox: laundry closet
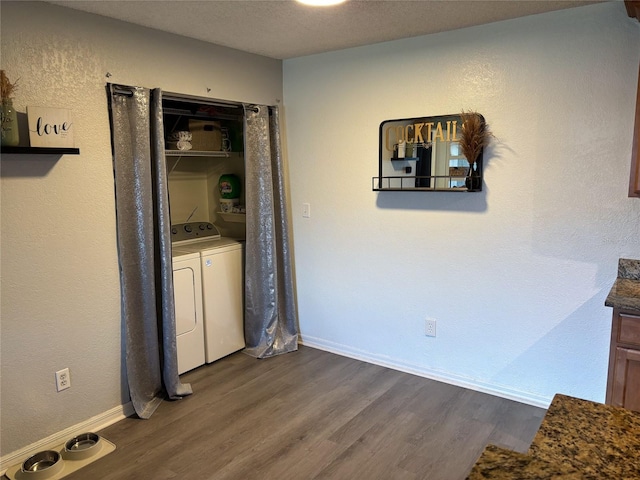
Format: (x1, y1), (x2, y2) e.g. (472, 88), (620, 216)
(163, 93), (247, 375)
(163, 94), (246, 234)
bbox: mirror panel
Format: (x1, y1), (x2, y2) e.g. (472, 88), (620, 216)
(375, 114), (483, 192)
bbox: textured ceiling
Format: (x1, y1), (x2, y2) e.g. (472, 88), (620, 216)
(48, 0), (605, 59)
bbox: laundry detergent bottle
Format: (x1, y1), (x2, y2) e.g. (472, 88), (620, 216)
(218, 174), (241, 213)
(218, 174), (241, 199)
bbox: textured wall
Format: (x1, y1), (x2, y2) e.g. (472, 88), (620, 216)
(284, 2), (640, 406)
(0, 1), (282, 456)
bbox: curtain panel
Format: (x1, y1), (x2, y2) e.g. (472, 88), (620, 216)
(243, 105), (299, 358)
(108, 84), (191, 418)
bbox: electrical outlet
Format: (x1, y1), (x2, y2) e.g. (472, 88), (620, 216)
(55, 368), (71, 392)
(425, 318), (436, 337)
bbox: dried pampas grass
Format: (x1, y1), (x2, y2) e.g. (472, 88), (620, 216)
(459, 110), (492, 164)
(1, 70), (18, 100)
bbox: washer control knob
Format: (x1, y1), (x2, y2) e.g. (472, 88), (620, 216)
(207, 224), (213, 230)
(184, 225), (192, 233)
(199, 224), (206, 230)
(171, 227), (177, 235)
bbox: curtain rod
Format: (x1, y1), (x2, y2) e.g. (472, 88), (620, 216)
(163, 91), (242, 109)
(111, 86), (267, 112)
(243, 104), (260, 113)
(243, 104), (278, 114)
(111, 85), (135, 97)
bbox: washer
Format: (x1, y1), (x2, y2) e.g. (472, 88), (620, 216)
(172, 222), (245, 363)
(171, 247), (205, 374)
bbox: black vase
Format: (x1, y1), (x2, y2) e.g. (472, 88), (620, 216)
(465, 162), (481, 191)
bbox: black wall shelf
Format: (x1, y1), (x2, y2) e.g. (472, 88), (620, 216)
(372, 176), (475, 192)
(1, 146), (80, 155)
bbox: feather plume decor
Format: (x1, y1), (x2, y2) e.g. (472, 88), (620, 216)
(0, 70), (18, 100)
(459, 110), (492, 165)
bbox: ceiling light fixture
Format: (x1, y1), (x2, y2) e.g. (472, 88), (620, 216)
(295, 0), (348, 6)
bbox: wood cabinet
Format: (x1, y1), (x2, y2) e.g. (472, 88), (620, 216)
(627, 1), (640, 197)
(606, 309), (640, 411)
(630, 62), (640, 197)
(627, 1), (640, 22)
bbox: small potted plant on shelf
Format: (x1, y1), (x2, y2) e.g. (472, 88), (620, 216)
(459, 110), (492, 191)
(1, 70), (19, 147)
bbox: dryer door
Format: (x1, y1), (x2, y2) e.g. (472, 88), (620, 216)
(173, 260), (205, 374)
(174, 266), (198, 335)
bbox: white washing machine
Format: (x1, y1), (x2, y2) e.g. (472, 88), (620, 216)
(171, 247), (205, 374)
(172, 222), (245, 363)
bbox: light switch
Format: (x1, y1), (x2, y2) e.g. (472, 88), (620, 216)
(302, 203), (311, 218)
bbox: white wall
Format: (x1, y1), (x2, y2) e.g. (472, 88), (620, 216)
(283, 2), (640, 407)
(0, 1), (282, 457)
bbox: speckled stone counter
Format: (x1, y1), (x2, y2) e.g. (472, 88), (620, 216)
(529, 394), (640, 478)
(605, 258), (640, 312)
(466, 444), (581, 479)
(467, 394), (640, 479)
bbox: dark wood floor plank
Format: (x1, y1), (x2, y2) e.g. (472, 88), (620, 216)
(487, 397), (545, 453)
(62, 345), (544, 480)
(208, 359), (409, 479)
(397, 391), (492, 478)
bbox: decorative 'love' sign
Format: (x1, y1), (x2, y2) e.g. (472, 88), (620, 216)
(27, 106), (74, 148)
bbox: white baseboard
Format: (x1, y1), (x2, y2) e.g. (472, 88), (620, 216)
(299, 336), (551, 409)
(0, 402), (134, 475)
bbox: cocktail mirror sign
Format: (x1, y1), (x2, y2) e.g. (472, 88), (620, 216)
(27, 106), (74, 148)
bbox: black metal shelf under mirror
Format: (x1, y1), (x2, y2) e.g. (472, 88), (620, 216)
(374, 113), (483, 192)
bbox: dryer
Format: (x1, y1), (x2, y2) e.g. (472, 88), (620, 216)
(172, 223), (245, 363)
(171, 247), (205, 374)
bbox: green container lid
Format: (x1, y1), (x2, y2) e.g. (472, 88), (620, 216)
(219, 174), (241, 199)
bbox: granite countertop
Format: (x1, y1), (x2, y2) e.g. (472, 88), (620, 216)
(604, 258), (640, 312)
(466, 444), (581, 479)
(467, 394), (640, 479)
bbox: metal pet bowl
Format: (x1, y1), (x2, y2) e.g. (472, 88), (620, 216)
(20, 450), (64, 478)
(63, 432), (101, 460)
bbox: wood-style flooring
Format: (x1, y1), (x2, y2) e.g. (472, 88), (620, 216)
(66, 345), (545, 480)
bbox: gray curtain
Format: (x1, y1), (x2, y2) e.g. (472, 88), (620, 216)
(244, 105), (299, 358)
(108, 84), (192, 419)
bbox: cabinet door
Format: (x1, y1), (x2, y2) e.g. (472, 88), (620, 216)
(611, 347), (640, 412)
(628, 3), (640, 196)
(630, 61), (640, 197)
